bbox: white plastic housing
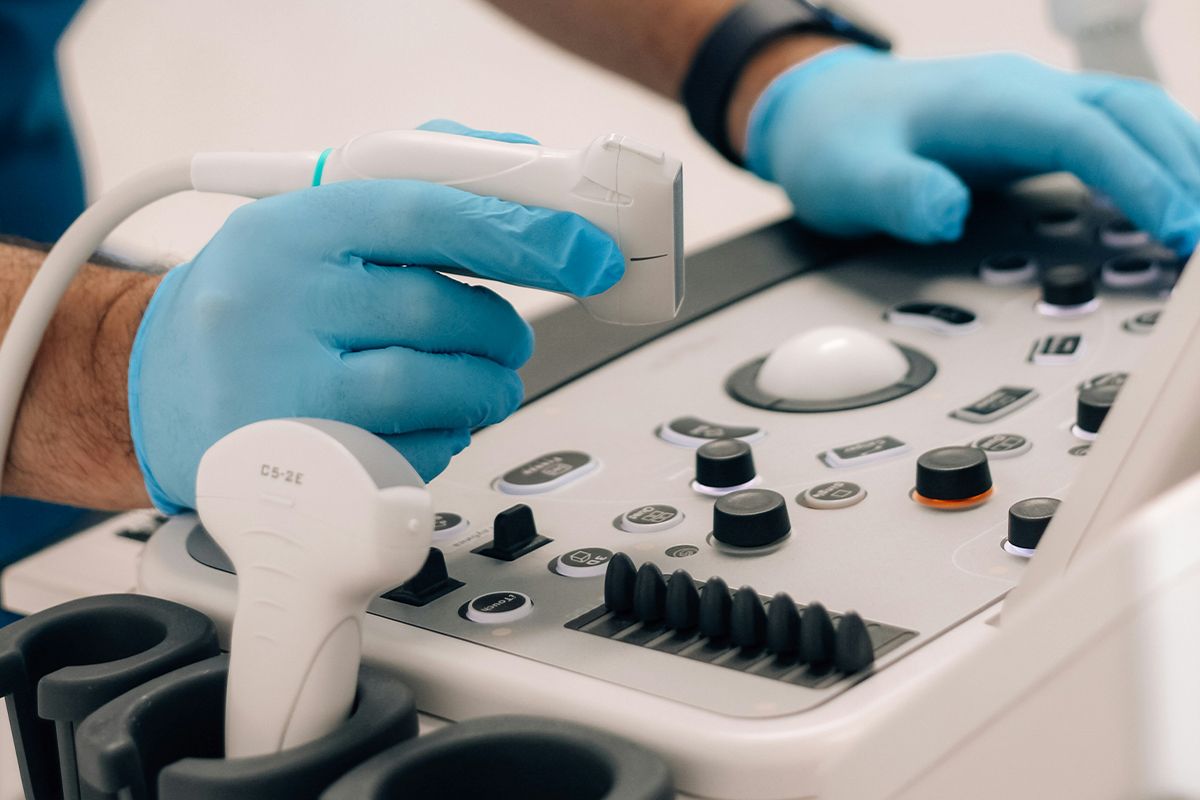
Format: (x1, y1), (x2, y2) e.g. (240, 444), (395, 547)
(195, 418), (433, 757)
(191, 130), (684, 325)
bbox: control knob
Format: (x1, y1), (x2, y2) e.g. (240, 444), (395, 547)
(712, 489), (791, 549)
(913, 446), (993, 509)
(693, 438), (758, 495)
(1038, 264), (1098, 316)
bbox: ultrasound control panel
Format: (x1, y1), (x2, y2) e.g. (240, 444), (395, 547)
(151, 176), (1178, 730)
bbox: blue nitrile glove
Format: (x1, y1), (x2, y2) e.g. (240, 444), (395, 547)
(129, 122), (624, 513)
(745, 47), (1200, 255)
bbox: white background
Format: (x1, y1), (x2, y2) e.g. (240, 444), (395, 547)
(59, 0), (1200, 318)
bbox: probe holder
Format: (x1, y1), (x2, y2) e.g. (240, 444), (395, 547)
(74, 655), (417, 800)
(321, 715), (674, 800)
(0, 594), (219, 800)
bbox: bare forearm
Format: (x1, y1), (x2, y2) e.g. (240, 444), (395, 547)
(484, 0), (843, 155)
(1, 241), (157, 509)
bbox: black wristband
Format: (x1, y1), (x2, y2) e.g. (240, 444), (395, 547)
(682, 0), (890, 165)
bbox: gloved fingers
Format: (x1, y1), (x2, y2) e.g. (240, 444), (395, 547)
(1077, 77), (1200, 197)
(1050, 104), (1200, 254)
(322, 266), (534, 370)
(271, 180), (625, 297)
(417, 118), (540, 145)
(379, 428), (473, 482)
(330, 346), (524, 433)
(805, 142), (971, 243)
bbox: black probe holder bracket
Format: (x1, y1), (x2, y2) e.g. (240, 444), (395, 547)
(320, 715), (674, 800)
(0, 594), (220, 800)
(73, 654), (418, 800)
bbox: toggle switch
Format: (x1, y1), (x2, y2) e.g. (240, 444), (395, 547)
(473, 504), (552, 561)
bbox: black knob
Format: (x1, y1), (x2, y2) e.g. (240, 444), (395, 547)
(1077, 383), (1120, 435)
(730, 587), (767, 649)
(800, 602), (835, 667)
(915, 446), (993, 502)
(695, 438), (757, 490)
(604, 553), (637, 615)
(833, 612), (875, 674)
(1041, 264), (1096, 308)
(698, 576), (732, 639)
(713, 489), (791, 548)
(633, 563), (667, 624)
(665, 571), (700, 631)
(1008, 497), (1060, 550)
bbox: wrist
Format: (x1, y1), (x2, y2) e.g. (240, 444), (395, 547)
(726, 33), (848, 158)
(5, 256), (160, 509)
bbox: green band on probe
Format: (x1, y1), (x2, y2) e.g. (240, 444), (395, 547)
(312, 148), (332, 186)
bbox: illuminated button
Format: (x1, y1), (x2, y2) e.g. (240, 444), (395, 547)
(980, 253), (1037, 285)
(797, 481), (866, 510)
(821, 435), (909, 468)
(971, 433), (1031, 460)
(951, 386), (1037, 423)
(1099, 218), (1151, 249)
(616, 504), (683, 533)
(1029, 333), (1084, 365)
(885, 301), (979, 335)
(1123, 309), (1160, 335)
(658, 416), (763, 447)
(1102, 254), (1162, 288)
(495, 451), (598, 495)
(466, 591), (532, 624)
(1037, 265), (1099, 317)
(554, 547), (614, 578)
(913, 446), (993, 510)
(1034, 208), (1086, 237)
(433, 512), (469, 541)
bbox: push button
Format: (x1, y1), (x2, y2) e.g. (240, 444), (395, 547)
(433, 512), (469, 541)
(971, 433), (1031, 460)
(885, 301), (979, 335)
(821, 435), (909, 468)
(553, 547), (614, 578)
(494, 451), (598, 495)
(1081, 372), (1127, 391)
(797, 481), (866, 510)
(1123, 310), (1160, 335)
(1029, 333), (1084, 365)
(658, 416), (763, 447)
(979, 253), (1037, 285)
(1102, 254), (1162, 288)
(465, 591), (532, 624)
(951, 386), (1037, 423)
(616, 504), (683, 533)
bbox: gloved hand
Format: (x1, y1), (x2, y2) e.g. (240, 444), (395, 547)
(745, 46), (1200, 255)
(129, 121), (624, 513)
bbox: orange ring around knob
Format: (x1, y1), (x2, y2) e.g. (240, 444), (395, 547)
(911, 487), (994, 510)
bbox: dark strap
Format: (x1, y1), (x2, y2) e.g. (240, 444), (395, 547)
(682, 0), (889, 164)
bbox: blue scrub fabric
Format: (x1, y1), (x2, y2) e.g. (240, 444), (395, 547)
(0, 0), (93, 599)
